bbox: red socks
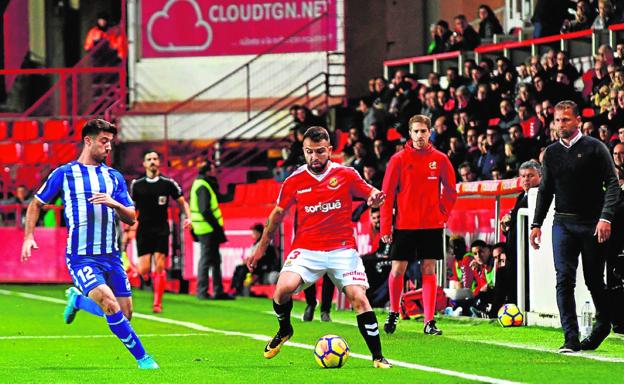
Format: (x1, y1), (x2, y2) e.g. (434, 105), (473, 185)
(152, 271), (166, 307)
(422, 274), (437, 323)
(388, 273), (404, 313)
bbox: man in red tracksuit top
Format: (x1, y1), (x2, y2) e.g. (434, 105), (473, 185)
(381, 114), (457, 335)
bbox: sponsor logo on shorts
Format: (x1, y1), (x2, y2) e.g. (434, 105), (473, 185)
(342, 271), (367, 279)
(297, 187), (312, 194)
(303, 200), (342, 213)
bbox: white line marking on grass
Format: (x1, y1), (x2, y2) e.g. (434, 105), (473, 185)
(279, 311), (624, 364)
(0, 333), (207, 340)
(0, 289), (520, 384)
(465, 339), (624, 363)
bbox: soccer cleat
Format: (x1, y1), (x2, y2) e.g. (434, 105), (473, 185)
(152, 304), (162, 314)
(320, 311), (332, 322)
(302, 303), (316, 321)
(558, 340), (581, 353)
(63, 287), (80, 324)
(384, 311), (399, 334)
(424, 320), (443, 335)
(373, 357), (393, 368)
(263, 329), (293, 359)
(137, 354), (160, 369)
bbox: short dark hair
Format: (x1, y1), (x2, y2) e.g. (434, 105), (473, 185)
(408, 114), (431, 129)
(493, 242), (506, 252)
(554, 100), (579, 116)
(82, 119), (117, 140)
(251, 223), (264, 233)
(303, 126), (330, 143)
(198, 160), (215, 175)
(470, 239), (488, 249)
(142, 150), (160, 160)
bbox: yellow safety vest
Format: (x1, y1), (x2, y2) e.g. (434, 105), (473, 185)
(189, 178), (223, 235)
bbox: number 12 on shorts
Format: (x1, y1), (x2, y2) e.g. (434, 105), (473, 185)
(76, 266), (97, 287)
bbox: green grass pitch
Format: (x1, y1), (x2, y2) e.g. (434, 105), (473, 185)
(2, 284), (624, 383)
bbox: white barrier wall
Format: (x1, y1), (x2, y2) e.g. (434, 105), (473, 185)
(527, 188), (594, 326)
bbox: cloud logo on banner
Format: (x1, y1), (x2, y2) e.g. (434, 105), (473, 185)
(147, 0), (212, 52)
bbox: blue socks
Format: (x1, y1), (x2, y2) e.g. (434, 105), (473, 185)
(106, 310), (147, 360)
(75, 294), (104, 317)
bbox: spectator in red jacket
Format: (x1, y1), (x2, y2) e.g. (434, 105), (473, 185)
(380, 114), (457, 335)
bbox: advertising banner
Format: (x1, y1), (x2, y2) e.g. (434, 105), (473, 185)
(141, 0), (337, 58)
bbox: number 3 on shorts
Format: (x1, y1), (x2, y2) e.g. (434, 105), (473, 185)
(288, 250), (301, 260)
(76, 266), (96, 285)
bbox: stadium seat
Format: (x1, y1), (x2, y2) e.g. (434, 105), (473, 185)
(22, 143), (47, 164)
(11, 120), (40, 141)
(49, 143), (78, 164)
(15, 166), (42, 189)
(43, 119), (71, 141)
(73, 119), (87, 141)
(387, 127), (403, 141)
(334, 130), (349, 153)
(0, 143), (19, 164)
(0, 121), (8, 141)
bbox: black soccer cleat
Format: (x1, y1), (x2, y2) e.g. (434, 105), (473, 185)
(424, 320), (443, 335)
(384, 311), (399, 334)
(263, 329), (293, 359)
(302, 303), (316, 321)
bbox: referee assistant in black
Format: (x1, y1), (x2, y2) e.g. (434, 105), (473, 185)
(530, 101), (620, 353)
(130, 150), (192, 313)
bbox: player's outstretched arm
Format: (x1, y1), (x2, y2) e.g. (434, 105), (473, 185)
(367, 189), (386, 208)
(89, 192), (136, 225)
(21, 199), (44, 262)
(247, 205), (285, 272)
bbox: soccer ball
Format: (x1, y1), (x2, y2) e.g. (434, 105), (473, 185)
(497, 303), (524, 327)
(313, 334), (350, 368)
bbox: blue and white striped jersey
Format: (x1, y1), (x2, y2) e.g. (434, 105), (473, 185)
(35, 161), (134, 257)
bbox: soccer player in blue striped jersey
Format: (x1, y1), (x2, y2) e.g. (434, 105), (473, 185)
(20, 119), (158, 369)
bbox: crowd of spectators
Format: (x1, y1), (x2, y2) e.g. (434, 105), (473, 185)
(427, 1), (624, 56)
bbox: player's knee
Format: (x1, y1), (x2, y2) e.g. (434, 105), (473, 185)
(348, 290), (370, 312)
(124, 309), (133, 320)
(100, 296), (121, 315)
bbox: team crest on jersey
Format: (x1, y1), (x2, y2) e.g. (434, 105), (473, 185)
(328, 177), (340, 189)
(429, 161), (437, 170)
(158, 196), (167, 205)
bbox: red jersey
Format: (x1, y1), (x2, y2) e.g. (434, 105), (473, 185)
(380, 141), (457, 237)
(277, 162), (373, 251)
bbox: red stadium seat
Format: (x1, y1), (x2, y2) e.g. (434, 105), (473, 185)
(73, 119), (87, 141)
(43, 119), (71, 141)
(22, 143), (47, 164)
(0, 143), (19, 164)
(11, 120), (40, 141)
(387, 127), (403, 141)
(334, 130), (349, 153)
(15, 166), (42, 189)
(49, 143), (78, 164)
(0, 121), (8, 141)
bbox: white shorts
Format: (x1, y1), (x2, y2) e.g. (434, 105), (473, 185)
(281, 248), (369, 292)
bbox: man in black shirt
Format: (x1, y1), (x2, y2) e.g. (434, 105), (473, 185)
(129, 150), (192, 313)
(530, 101), (620, 353)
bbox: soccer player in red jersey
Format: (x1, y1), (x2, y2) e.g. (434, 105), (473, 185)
(381, 114), (457, 335)
(246, 126), (392, 368)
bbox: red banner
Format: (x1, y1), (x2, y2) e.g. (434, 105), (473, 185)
(141, 0), (337, 58)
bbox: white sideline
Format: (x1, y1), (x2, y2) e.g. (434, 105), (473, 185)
(0, 289), (521, 384)
(283, 311), (624, 363)
(0, 333), (207, 340)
